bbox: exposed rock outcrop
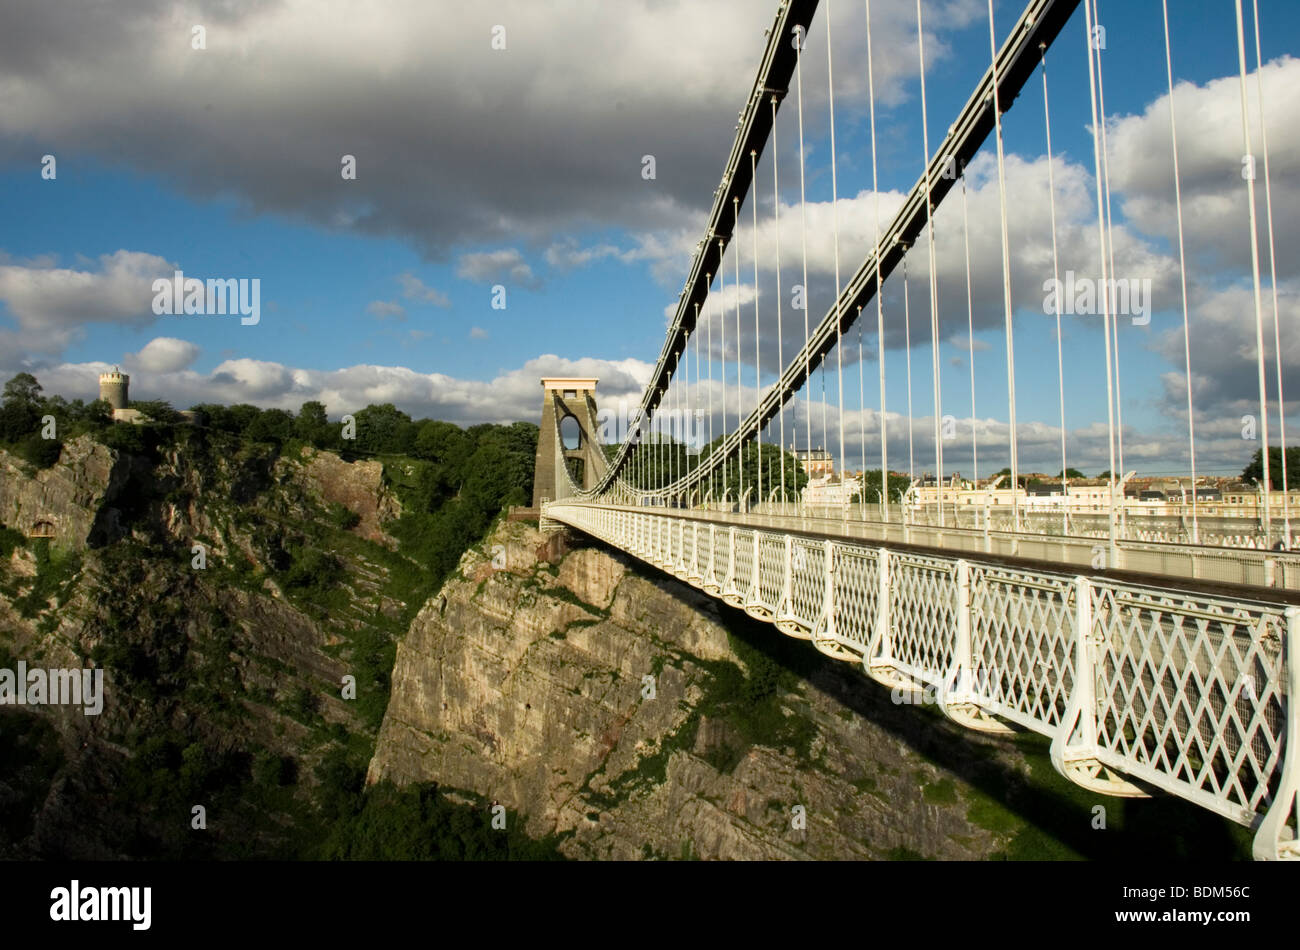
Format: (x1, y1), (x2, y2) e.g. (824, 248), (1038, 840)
(0, 437), (131, 548)
(370, 519), (1021, 860)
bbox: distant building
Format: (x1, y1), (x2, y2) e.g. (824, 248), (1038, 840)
(794, 447), (834, 478)
(96, 367), (196, 425)
(99, 368), (129, 409)
(802, 472), (860, 507)
(99, 368), (145, 423)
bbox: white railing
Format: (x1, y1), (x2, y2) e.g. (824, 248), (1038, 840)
(544, 500), (1300, 860)
(611, 503), (1300, 592)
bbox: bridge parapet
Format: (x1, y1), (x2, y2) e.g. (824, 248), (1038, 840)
(546, 501), (1300, 860)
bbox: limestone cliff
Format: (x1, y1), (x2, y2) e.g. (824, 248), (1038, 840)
(370, 518), (1028, 860)
(0, 432), (429, 859)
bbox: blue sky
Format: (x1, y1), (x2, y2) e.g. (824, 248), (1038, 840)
(1, 0), (1297, 476)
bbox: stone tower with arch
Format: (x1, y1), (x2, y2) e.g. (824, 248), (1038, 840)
(531, 377), (608, 509)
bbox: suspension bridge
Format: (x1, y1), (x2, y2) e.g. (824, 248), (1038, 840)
(534, 0), (1298, 860)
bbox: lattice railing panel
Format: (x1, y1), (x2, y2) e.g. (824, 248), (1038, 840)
(757, 534), (785, 611)
(1091, 584), (1289, 819)
(890, 553), (957, 677)
(790, 539), (825, 627)
(970, 565), (1076, 731)
(833, 548), (879, 650)
(732, 529), (755, 599)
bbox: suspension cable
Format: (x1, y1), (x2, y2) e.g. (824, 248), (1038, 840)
(904, 251), (915, 487)
(866, 0), (887, 521)
(692, 310), (699, 491)
(1082, 0), (1118, 560)
(706, 272), (715, 502)
(1252, 0), (1287, 543)
(1041, 43), (1067, 538)
(857, 304), (866, 518)
(917, 0), (943, 525)
(734, 195), (743, 506)
(1091, 0), (1124, 509)
(961, 171), (977, 493)
(719, 239), (728, 500)
(751, 148), (764, 504)
(987, 0), (1018, 530)
(795, 35), (812, 500)
(1162, 0), (1198, 543)
(1235, 0), (1272, 542)
(828, 0), (847, 500)
(772, 95), (787, 508)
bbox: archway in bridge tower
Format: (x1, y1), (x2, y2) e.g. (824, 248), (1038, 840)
(560, 414), (581, 451)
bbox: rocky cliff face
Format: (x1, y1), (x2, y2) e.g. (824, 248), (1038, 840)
(370, 519), (1027, 860)
(0, 432), (429, 859)
(0, 437), (130, 548)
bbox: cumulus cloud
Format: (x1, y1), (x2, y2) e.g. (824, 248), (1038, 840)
(456, 248), (540, 289)
(544, 239), (624, 272)
(0, 1), (984, 260)
(0, 249), (173, 353)
(947, 332), (989, 353)
(125, 336), (201, 373)
(396, 272), (450, 307)
(1106, 55), (1300, 279)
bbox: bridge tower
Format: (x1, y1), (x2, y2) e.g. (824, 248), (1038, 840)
(532, 377), (608, 509)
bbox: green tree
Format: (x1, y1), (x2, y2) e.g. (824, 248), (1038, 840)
(0, 400), (38, 442)
(1057, 468), (1085, 479)
(2, 372), (42, 410)
(246, 407), (294, 444)
(852, 469), (912, 504)
(413, 420), (471, 473)
(0, 373), (42, 441)
(353, 403), (415, 455)
(130, 399), (181, 424)
(295, 401), (332, 447)
(1243, 446), (1300, 490)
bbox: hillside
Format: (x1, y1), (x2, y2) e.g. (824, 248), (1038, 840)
(0, 424), (553, 859)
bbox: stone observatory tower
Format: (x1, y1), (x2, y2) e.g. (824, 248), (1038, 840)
(98, 368), (130, 410)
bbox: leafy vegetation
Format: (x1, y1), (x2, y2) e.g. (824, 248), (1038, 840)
(1243, 446), (1300, 490)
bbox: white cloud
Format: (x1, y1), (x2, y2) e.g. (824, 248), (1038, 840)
(397, 272), (450, 307)
(947, 332), (989, 353)
(469, 327), (489, 340)
(1106, 55), (1300, 279)
(455, 248), (540, 289)
(0, 250), (173, 353)
(126, 337), (200, 373)
(544, 239), (623, 272)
